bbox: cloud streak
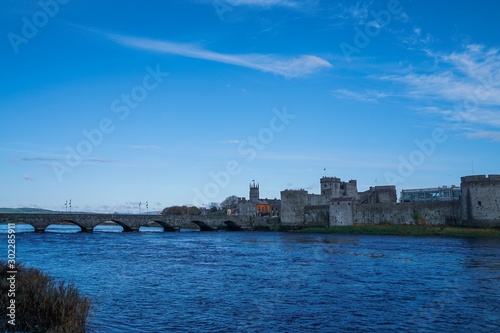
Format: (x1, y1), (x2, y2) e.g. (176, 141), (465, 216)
(332, 88), (389, 103)
(197, 0), (302, 8)
(106, 33), (332, 78)
(378, 45), (500, 139)
(219, 0), (299, 7)
(128, 145), (162, 150)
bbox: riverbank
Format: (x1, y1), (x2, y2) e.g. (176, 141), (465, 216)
(297, 224), (500, 237)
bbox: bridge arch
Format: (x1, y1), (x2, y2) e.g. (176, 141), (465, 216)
(224, 220), (242, 231)
(0, 218), (43, 232)
(191, 220), (214, 231)
(0, 220), (35, 232)
(93, 220), (137, 232)
(44, 219), (90, 232)
(147, 220), (178, 232)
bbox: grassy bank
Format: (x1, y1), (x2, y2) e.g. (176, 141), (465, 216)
(298, 224), (500, 237)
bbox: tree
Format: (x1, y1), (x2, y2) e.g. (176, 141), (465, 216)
(209, 202), (219, 213)
(221, 195), (240, 209)
(161, 206), (201, 216)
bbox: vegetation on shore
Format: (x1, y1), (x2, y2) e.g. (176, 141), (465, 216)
(1, 262), (91, 333)
(161, 205), (202, 216)
(298, 224), (500, 237)
(0, 208), (58, 214)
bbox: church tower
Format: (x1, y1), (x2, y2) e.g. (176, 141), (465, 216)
(250, 180), (260, 202)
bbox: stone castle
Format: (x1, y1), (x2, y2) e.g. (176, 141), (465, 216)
(279, 174), (500, 229)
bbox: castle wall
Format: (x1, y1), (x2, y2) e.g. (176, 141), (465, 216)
(355, 201), (460, 226)
(304, 205), (329, 227)
(308, 194), (328, 206)
(461, 175), (500, 227)
(280, 190), (308, 226)
(329, 202), (355, 226)
(376, 186), (397, 203)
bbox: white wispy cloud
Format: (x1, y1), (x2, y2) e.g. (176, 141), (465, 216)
(377, 44), (500, 139)
(197, 0), (301, 8)
(466, 131), (500, 141)
(217, 140), (242, 144)
(402, 26), (434, 49)
(106, 33), (332, 78)
(128, 145), (162, 150)
(332, 88), (389, 102)
(336, 1), (372, 25)
(221, 0), (299, 7)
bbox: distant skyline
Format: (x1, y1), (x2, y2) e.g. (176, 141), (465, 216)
(1, 0), (499, 213)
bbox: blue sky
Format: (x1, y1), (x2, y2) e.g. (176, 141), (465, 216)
(1, 0), (499, 213)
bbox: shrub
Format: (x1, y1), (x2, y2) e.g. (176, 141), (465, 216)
(412, 209), (427, 225)
(0, 262), (91, 333)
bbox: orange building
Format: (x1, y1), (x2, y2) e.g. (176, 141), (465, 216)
(256, 203), (271, 216)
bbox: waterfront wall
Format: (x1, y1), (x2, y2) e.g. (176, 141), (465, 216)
(330, 202), (355, 226)
(352, 201), (460, 226)
(304, 205), (329, 227)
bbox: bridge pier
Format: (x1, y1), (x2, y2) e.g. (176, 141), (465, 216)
(123, 227), (140, 232)
(163, 225), (180, 232)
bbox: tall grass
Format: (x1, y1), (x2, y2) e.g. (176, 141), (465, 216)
(0, 262), (91, 333)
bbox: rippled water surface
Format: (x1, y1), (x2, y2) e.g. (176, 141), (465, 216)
(3, 225), (500, 332)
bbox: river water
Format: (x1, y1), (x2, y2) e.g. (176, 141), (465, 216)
(3, 224), (500, 332)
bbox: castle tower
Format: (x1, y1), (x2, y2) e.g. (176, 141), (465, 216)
(320, 177), (341, 198)
(460, 175), (500, 227)
(250, 181), (260, 202)
(320, 177), (358, 199)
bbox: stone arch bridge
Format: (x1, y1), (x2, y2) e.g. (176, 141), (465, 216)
(0, 213), (280, 233)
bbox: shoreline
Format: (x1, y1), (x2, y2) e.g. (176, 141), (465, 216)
(296, 224), (500, 237)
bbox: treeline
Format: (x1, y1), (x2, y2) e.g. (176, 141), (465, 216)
(161, 206), (201, 216)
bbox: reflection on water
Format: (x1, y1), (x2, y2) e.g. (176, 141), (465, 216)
(0, 224), (499, 332)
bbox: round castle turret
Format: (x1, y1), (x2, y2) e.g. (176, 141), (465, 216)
(460, 175), (500, 227)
